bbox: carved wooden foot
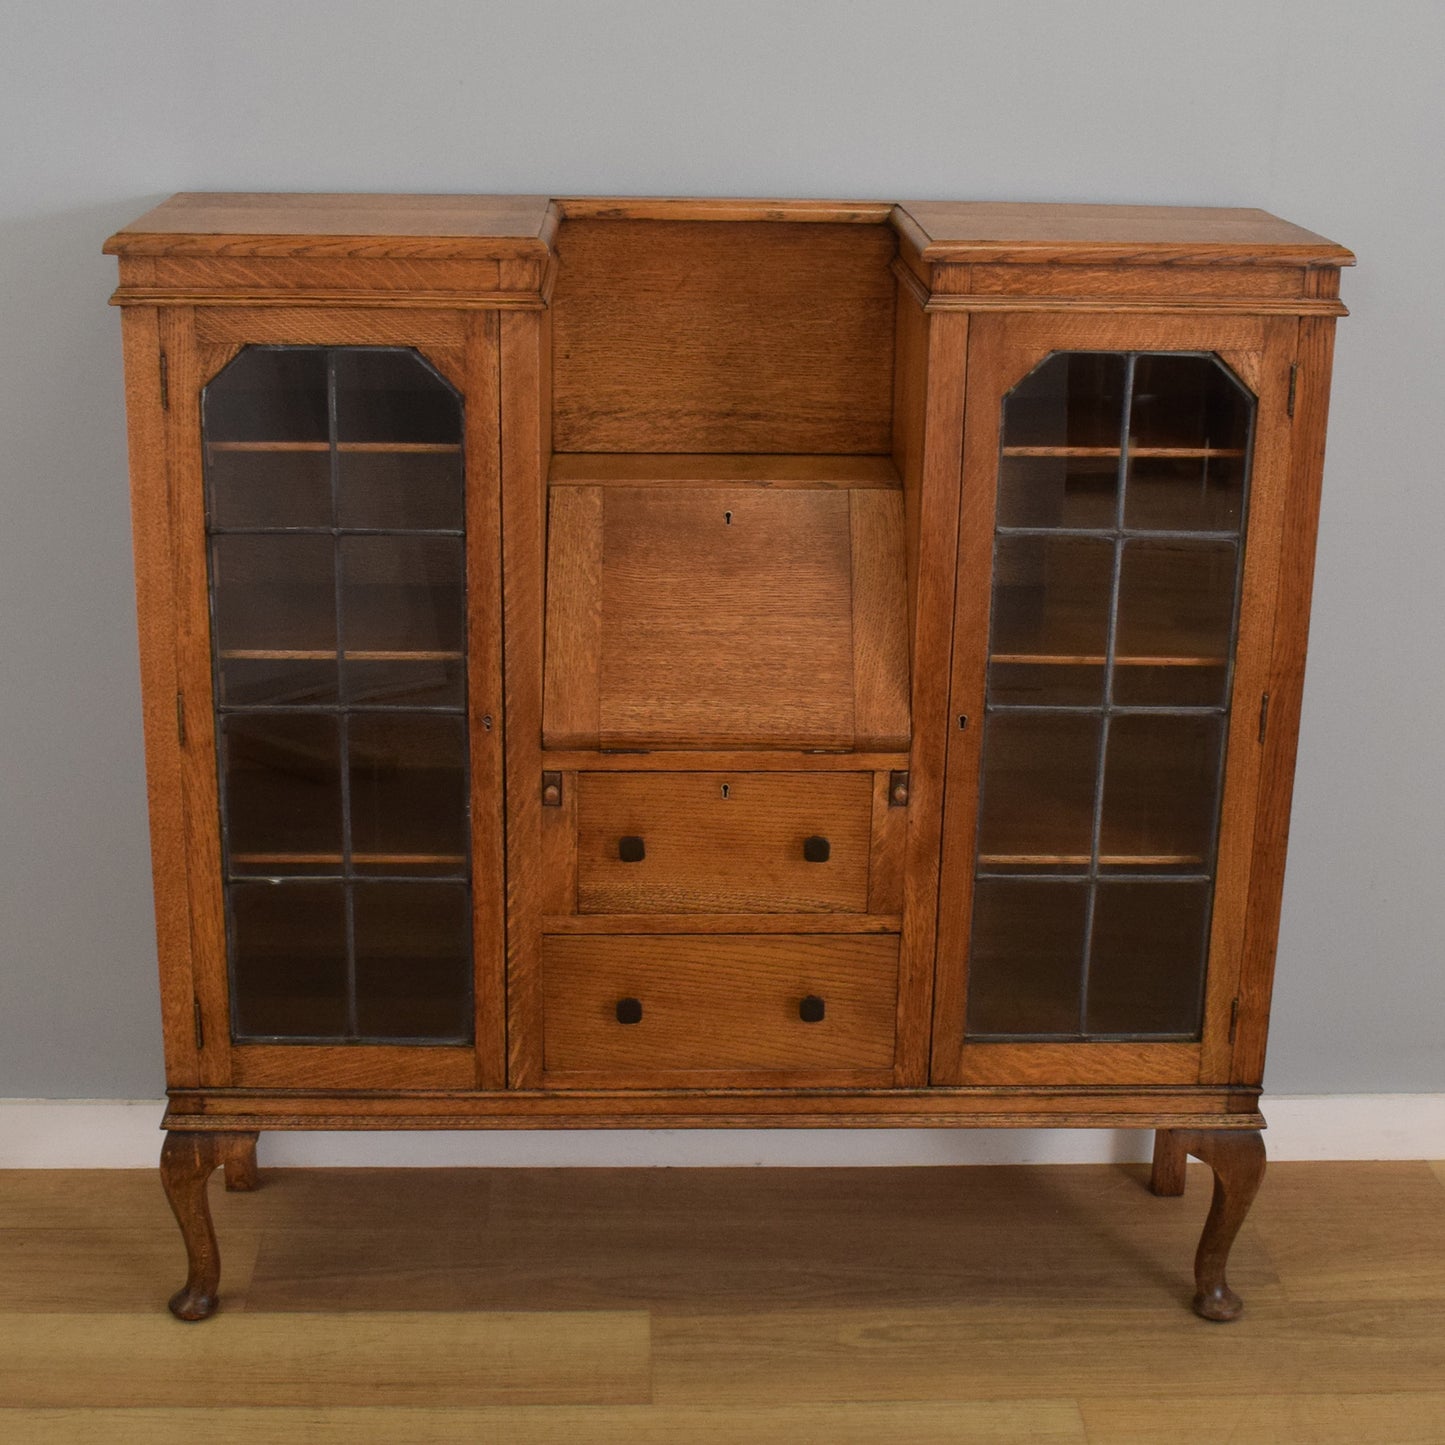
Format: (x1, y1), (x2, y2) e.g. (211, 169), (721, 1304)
(1171, 1128), (1267, 1321)
(1150, 1128), (1189, 1196)
(159, 1130), (252, 1321)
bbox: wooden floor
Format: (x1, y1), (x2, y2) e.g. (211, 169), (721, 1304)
(1, 1160), (1443, 1441)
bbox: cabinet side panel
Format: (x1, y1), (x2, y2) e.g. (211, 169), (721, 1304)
(120, 307), (200, 1087)
(1232, 314), (1340, 1085)
(163, 311), (234, 1084)
(896, 307), (968, 1084)
(1197, 317), (1299, 1081)
(501, 309), (550, 1086)
(465, 312), (508, 1088)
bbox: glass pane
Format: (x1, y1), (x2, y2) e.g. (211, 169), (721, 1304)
(977, 713), (1100, 869)
(211, 535), (338, 706)
(203, 346), (474, 1045)
(1129, 354), (1252, 452)
(997, 452), (1118, 530)
(334, 350), (462, 445)
(1001, 352), (1127, 450)
(340, 535), (466, 707)
(1125, 454), (1246, 534)
(967, 349), (1255, 1046)
(1113, 540), (1237, 707)
(966, 880), (1087, 1036)
(353, 882), (472, 1039)
(1099, 715), (1224, 871)
(989, 535), (1112, 705)
(1086, 882), (1211, 1036)
(207, 448), (331, 531)
(348, 713), (468, 875)
(203, 349), (328, 444)
(338, 451), (464, 532)
(230, 882), (348, 1039)
(222, 714), (342, 874)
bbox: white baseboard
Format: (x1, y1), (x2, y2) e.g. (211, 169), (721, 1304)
(0, 1094), (1440, 1168)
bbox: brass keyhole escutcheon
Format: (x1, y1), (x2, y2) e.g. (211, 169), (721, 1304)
(720, 782), (730, 799)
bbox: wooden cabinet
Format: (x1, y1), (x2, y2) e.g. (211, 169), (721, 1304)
(106, 193), (1351, 1322)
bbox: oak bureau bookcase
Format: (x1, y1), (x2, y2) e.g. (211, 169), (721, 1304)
(105, 193), (1351, 1321)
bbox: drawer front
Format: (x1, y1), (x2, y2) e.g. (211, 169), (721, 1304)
(541, 934), (899, 1083)
(576, 772), (872, 913)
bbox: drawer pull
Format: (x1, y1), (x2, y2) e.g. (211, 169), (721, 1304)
(799, 995), (826, 1023)
(802, 835), (831, 863)
(615, 997), (643, 1025)
(618, 835), (646, 863)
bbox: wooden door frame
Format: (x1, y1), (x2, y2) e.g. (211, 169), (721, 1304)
(157, 307), (505, 1093)
(929, 311), (1300, 1087)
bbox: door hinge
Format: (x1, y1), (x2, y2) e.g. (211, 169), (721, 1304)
(1287, 363), (1298, 418)
(193, 999), (205, 1052)
(1258, 691), (1270, 744)
(176, 690), (186, 746)
(1228, 997), (1240, 1046)
(159, 351), (170, 412)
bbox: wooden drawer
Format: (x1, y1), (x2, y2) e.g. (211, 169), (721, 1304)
(575, 772), (873, 913)
(541, 934), (899, 1085)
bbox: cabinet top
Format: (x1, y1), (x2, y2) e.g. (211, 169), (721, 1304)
(104, 193), (1353, 267)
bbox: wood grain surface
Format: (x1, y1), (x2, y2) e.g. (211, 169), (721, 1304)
(550, 218), (897, 453)
(575, 771), (875, 914)
(540, 933), (899, 1081)
(1, 1161), (1438, 1441)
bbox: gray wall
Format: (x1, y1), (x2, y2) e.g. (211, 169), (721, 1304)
(1, 0), (1440, 1098)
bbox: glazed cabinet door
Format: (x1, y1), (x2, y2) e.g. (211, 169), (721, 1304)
(930, 312), (1298, 1087)
(161, 312), (505, 1091)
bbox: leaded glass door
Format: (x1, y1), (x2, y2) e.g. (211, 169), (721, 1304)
(931, 314), (1299, 1086)
(169, 326), (505, 1091)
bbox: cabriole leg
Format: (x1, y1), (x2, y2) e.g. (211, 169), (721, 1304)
(1150, 1128), (1188, 1196)
(159, 1130), (228, 1321)
(1175, 1127), (1267, 1321)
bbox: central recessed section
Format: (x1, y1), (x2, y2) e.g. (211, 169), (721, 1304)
(541, 216), (911, 752)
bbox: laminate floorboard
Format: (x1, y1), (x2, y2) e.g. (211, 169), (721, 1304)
(0, 1161), (1441, 1443)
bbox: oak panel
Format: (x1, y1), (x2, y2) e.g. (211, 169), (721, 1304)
(551, 219), (896, 452)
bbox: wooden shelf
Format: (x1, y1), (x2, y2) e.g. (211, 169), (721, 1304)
(1002, 446), (1245, 459)
(991, 653), (1225, 668)
(548, 453), (902, 489)
(230, 853), (465, 868)
(220, 649), (463, 662)
(208, 441), (461, 455)
(978, 853), (1204, 869)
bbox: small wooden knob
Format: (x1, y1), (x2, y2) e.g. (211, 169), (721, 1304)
(615, 997), (643, 1025)
(890, 780), (909, 806)
(618, 835), (646, 863)
(802, 836), (831, 863)
(799, 995), (826, 1023)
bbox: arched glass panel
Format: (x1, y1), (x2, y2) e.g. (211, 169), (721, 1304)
(202, 347), (472, 1044)
(967, 352), (1253, 1041)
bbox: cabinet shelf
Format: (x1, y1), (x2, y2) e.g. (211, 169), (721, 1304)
(978, 853), (1204, 869)
(208, 441), (461, 455)
(1001, 446), (1246, 459)
(219, 649), (464, 662)
(229, 852), (466, 868)
(991, 652), (1225, 669)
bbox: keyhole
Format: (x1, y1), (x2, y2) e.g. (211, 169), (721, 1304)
(724, 510), (732, 525)
(721, 783), (730, 799)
